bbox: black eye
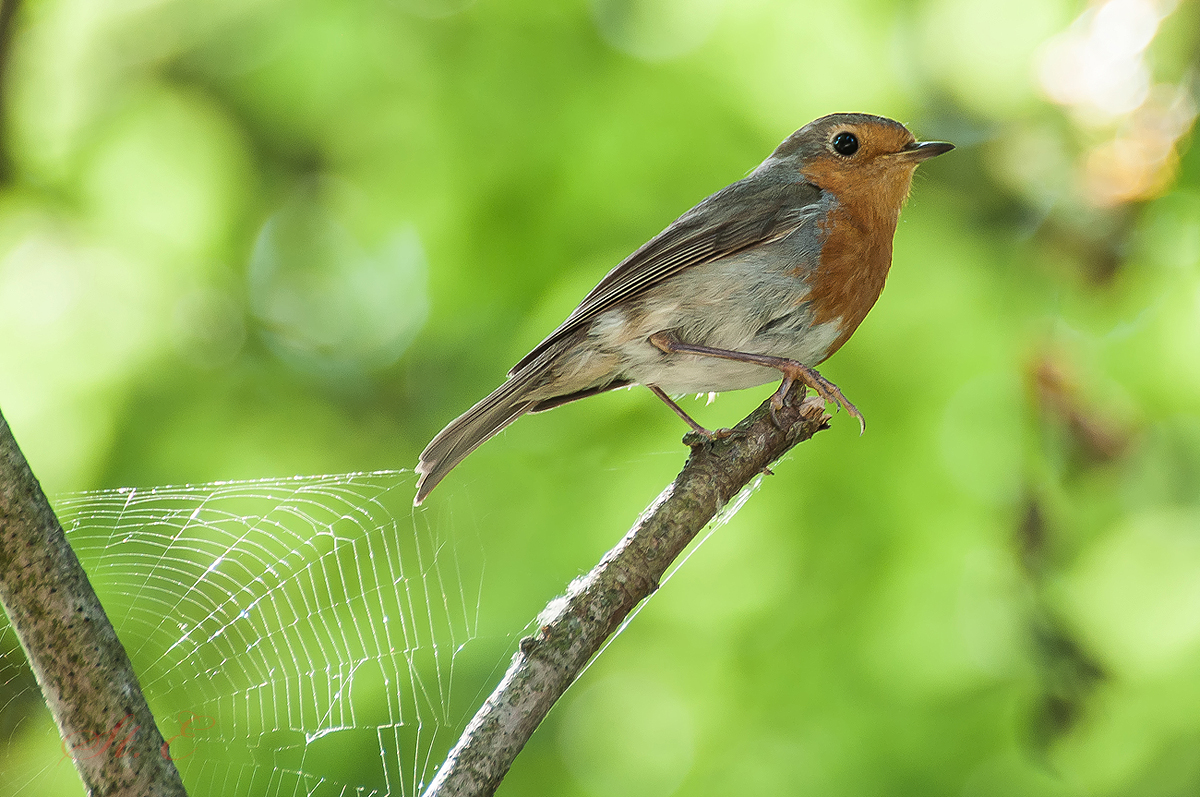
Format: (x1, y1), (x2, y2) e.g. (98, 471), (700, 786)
(831, 131), (859, 156)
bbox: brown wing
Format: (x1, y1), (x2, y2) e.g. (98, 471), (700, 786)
(510, 177), (824, 374)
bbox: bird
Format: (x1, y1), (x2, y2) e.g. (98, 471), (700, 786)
(414, 112), (953, 505)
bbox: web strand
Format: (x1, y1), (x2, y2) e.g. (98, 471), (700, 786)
(0, 471), (483, 797)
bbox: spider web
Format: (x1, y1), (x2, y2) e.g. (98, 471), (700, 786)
(0, 471), (489, 797)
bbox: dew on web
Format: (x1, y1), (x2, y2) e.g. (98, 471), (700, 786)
(0, 471), (487, 797)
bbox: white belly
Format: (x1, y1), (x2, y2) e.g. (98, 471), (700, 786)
(584, 252), (843, 394)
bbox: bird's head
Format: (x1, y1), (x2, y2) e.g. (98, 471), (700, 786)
(767, 113), (954, 226)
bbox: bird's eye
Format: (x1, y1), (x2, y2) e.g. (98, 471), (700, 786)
(831, 131), (859, 156)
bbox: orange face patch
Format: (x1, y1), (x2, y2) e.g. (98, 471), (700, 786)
(799, 120), (920, 228)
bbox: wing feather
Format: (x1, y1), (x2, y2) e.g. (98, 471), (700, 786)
(511, 177), (824, 374)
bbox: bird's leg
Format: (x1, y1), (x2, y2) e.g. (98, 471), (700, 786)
(649, 331), (865, 434)
(647, 385), (732, 440)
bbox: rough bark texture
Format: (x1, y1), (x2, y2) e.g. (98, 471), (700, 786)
(0, 410), (188, 796)
(422, 387), (832, 797)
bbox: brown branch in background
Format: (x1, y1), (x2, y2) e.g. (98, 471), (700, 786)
(0, 0), (22, 184)
(1034, 212), (1135, 286)
(1016, 351), (1132, 750)
(1016, 500), (1108, 748)
(1032, 355), (1133, 464)
(0, 410), (189, 796)
(422, 386), (832, 797)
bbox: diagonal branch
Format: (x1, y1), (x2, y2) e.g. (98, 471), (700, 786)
(0, 410), (189, 796)
(422, 385), (832, 797)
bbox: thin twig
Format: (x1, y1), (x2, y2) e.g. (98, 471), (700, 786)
(422, 385), (832, 797)
(0, 410), (189, 796)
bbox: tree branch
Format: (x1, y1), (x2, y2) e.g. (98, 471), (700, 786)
(422, 386), (832, 797)
(0, 409), (189, 796)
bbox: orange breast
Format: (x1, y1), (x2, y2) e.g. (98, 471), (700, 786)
(802, 203), (896, 359)
(793, 149), (914, 362)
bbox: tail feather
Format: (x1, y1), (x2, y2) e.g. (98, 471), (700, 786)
(528, 379), (632, 413)
(414, 332), (625, 505)
(414, 369), (541, 505)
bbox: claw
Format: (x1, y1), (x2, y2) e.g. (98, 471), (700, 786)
(763, 379), (801, 429)
(768, 391), (791, 428)
(768, 377), (803, 428)
(780, 363), (865, 435)
(824, 383), (865, 435)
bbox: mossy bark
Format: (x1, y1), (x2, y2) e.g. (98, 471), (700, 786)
(0, 410), (188, 797)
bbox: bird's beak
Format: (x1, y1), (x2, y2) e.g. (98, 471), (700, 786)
(896, 140), (955, 162)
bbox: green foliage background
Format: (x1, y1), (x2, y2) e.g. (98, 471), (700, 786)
(2, 0), (1200, 794)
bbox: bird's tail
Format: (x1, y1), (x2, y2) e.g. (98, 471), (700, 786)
(414, 364), (546, 506)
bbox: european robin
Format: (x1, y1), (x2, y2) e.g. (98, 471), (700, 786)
(414, 113), (953, 505)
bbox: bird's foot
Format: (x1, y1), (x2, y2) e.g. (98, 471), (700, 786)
(768, 379), (807, 428)
(773, 363), (864, 434)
